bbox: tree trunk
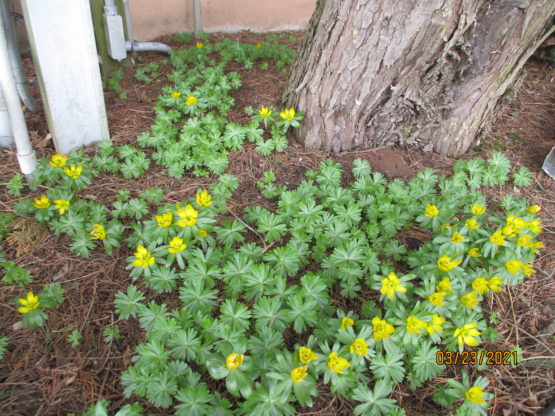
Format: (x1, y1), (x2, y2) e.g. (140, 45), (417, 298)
(282, 0), (555, 156)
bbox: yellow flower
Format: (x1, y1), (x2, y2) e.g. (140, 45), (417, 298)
(90, 224), (106, 240)
(176, 203), (198, 227)
(53, 199), (70, 215)
(528, 220), (542, 234)
(168, 236), (187, 254)
(349, 338), (368, 356)
(199, 229), (208, 238)
(451, 232), (464, 244)
(259, 106), (272, 118)
(64, 164), (83, 179)
(453, 323), (481, 347)
(380, 272), (407, 299)
(171, 91), (181, 99)
(49, 153), (67, 168)
(425, 314), (446, 335)
(406, 316), (427, 335)
(465, 385), (485, 404)
(155, 212), (173, 228)
(279, 107), (296, 121)
(290, 366), (308, 383)
(471, 204), (486, 215)
(327, 352), (350, 374)
(436, 277), (453, 293)
(33, 194), (51, 209)
(517, 235), (532, 247)
(18, 291), (40, 314)
(522, 263), (534, 277)
(487, 276), (503, 292)
(465, 219), (480, 230)
(461, 291), (480, 309)
(225, 353), (244, 370)
(505, 260), (523, 274)
(424, 204), (439, 218)
(437, 255), (461, 272)
(428, 291), (446, 307)
(341, 317), (354, 330)
(256, 42), (262, 48)
(133, 245), (156, 269)
(527, 205), (541, 214)
(472, 277), (489, 294)
(185, 94), (197, 106)
(440, 224), (452, 232)
(298, 347), (318, 364)
(490, 230), (505, 246)
(196, 41), (203, 49)
(467, 247), (481, 258)
(372, 316), (394, 342)
(196, 189), (213, 207)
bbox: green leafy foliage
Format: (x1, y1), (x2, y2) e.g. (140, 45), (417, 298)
(67, 329), (83, 348)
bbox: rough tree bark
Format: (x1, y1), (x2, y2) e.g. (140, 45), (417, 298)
(282, 0), (555, 156)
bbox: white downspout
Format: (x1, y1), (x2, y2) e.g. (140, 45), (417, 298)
(0, 8), (36, 177)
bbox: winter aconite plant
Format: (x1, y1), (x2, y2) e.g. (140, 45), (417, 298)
(106, 156), (541, 416)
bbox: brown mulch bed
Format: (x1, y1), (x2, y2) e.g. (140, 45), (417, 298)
(0, 31), (554, 416)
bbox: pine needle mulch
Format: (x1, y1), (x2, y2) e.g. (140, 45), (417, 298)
(0, 32), (553, 416)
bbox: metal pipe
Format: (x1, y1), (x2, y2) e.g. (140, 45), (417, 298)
(193, 0), (201, 34)
(130, 41), (172, 53)
(0, 88), (14, 147)
(122, 0), (171, 54)
(122, 0), (134, 48)
(0, 0), (39, 112)
(0, 9), (36, 176)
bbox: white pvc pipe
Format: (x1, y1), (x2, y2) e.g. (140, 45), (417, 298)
(0, 9), (36, 176)
(0, 0), (39, 112)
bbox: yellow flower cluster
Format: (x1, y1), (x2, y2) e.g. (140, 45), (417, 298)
(341, 317), (354, 330)
(155, 212), (173, 228)
(327, 352), (350, 374)
(171, 91), (181, 99)
(461, 291), (479, 309)
(465, 218), (480, 229)
(64, 164), (83, 179)
(176, 203), (198, 227)
(196, 189), (212, 207)
(291, 347), (317, 383)
(298, 347), (318, 364)
(466, 385), (485, 403)
(470, 203), (486, 216)
(49, 153), (67, 168)
(406, 316), (427, 335)
(372, 316), (394, 341)
(33, 195), (51, 209)
(185, 94), (197, 106)
(259, 106), (272, 118)
(168, 236), (187, 254)
(454, 323), (481, 347)
(90, 224), (106, 240)
(133, 245), (155, 269)
(225, 353), (244, 370)
(53, 199), (70, 215)
(380, 272), (407, 299)
(437, 255), (461, 272)
(424, 204), (439, 218)
(349, 338), (368, 356)
(279, 108), (296, 121)
(18, 291), (40, 314)
(425, 314), (445, 336)
(451, 232), (464, 244)
(290, 365), (308, 383)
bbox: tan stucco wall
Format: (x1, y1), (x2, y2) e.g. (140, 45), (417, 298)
(131, 0), (316, 41)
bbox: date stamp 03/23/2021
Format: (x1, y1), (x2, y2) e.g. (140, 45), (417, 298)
(436, 350), (519, 366)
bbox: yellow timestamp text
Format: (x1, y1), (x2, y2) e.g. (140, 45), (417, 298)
(436, 350), (519, 366)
